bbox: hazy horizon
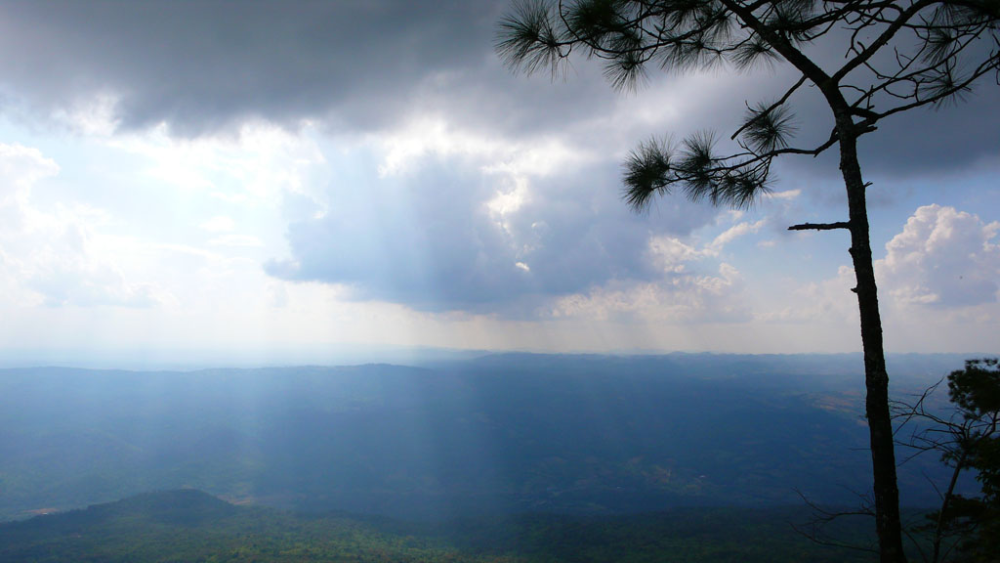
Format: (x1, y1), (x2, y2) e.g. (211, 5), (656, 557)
(0, 346), (988, 372)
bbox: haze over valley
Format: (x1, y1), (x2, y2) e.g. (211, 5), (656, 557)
(0, 353), (971, 522)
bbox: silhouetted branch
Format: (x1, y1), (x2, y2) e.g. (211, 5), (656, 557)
(731, 75), (808, 141)
(893, 360), (1000, 562)
(791, 488), (879, 554)
(788, 222), (851, 231)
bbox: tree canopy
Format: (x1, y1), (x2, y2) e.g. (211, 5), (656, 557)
(899, 359), (1000, 562)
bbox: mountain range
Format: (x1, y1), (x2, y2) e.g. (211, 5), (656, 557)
(0, 353), (974, 521)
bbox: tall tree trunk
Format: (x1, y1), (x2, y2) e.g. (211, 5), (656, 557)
(838, 123), (908, 563)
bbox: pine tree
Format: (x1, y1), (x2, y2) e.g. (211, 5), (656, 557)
(497, 2), (1000, 562)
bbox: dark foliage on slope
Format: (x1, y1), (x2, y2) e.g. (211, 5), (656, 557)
(0, 490), (879, 563)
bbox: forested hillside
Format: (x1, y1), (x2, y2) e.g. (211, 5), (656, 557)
(0, 489), (878, 563)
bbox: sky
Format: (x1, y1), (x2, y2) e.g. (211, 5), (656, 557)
(0, 0), (997, 362)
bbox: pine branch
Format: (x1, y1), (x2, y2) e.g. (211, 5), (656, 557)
(788, 222), (851, 231)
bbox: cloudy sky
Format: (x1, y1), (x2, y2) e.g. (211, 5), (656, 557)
(0, 1), (997, 362)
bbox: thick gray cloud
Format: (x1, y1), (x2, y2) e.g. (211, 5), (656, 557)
(0, 1), (487, 133)
(0, 0), (621, 138)
(265, 153), (717, 313)
(858, 86), (1000, 175)
(1, 0), (995, 169)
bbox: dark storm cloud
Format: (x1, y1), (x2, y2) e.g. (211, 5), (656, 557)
(0, 0), (490, 133)
(686, 63), (1000, 183)
(0, 0), (621, 138)
(0, 1), (994, 167)
(771, 79), (1000, 183)
(859, 86), (1000, 174)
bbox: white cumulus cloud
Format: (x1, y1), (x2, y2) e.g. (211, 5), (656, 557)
(201, 216), (236, 232)
(877, 205), (1000, 308)
(0, 143), (173, 308)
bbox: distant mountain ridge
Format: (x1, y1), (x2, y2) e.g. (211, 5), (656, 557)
(0, 353), (972, 521)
